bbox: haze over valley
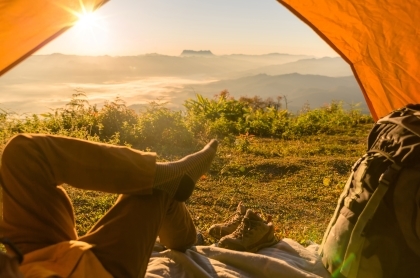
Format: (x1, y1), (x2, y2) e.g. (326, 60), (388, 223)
(0, 51), (365, 115)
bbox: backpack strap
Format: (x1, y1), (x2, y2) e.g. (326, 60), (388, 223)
(340, 163), (402, 277)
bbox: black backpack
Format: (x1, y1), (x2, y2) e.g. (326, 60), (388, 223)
(319, 104), (420, 278)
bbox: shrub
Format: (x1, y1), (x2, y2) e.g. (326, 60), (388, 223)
(135, 102), (194, 150)
(184, 91), (246, 138)
(97, 98), (138, 144)
(185, 94), (372, 139)
(281, 101), (371, 137)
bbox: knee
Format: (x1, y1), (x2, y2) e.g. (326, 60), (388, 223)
(2, 134), (36, 165)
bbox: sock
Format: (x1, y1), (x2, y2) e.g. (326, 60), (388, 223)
(153, 139), (218, 201)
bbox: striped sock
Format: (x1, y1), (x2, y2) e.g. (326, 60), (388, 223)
(153, 139), (218, 201)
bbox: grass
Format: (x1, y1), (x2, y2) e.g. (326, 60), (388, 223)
(0, 94), (372, 248)
(62, 123), (372, 246)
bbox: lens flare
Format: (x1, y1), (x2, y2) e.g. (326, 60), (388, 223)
(76, 11), (98, 29)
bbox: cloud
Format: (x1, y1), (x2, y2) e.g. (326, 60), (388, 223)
(0, 77), (215, 114)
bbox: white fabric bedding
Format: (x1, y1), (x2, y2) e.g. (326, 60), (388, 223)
(145, 238), (331, 278)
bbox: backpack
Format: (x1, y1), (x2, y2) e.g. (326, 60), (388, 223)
(319, 104), (420, 278)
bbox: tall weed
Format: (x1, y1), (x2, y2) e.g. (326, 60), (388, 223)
(184, 93), (372, 140)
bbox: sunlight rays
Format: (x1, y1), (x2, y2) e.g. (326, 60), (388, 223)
(54, 0), (112, 53)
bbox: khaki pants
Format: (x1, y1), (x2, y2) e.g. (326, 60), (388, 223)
(0, 134), (196, 277)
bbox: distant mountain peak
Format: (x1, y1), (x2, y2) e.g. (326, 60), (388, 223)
(180, 50), (214, 57)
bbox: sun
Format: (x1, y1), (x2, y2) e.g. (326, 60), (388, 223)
(51, 1), (112, 54)
(72, 8), (108, 42)
(76, 11), (99, 30)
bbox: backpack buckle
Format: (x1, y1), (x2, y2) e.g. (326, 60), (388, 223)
(378, 163), (402, 186)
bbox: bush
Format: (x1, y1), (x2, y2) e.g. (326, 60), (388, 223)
(185, 94), (372, 139)
(284, 101), (370, 137)
(135, 102), (194, 150)
(97, 98), (138, 144)
(184, 91), (246, 138)
(184, 91), (287, 138)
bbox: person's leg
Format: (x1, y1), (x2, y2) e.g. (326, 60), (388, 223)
(0, 133), (216, 276)
(0, 133), (156, 254)
(79, 191), (197, 278)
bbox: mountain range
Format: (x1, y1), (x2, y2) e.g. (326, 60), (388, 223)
(173, 73), (364, 113)
(0, 52), (366, 114)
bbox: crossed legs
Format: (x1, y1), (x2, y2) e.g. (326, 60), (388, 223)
(0, 134), (209, 277)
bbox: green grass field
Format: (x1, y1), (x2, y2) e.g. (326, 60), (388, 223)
(0, 93), (373, 246)
(63, 123), (372, 245)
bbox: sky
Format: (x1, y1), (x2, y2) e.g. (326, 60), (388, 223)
(36, 0), (338, 57)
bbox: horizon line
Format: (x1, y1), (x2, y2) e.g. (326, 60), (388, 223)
(33, 52), (341, 58)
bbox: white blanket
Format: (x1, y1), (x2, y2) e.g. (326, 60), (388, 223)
(146, 239), (331, 278)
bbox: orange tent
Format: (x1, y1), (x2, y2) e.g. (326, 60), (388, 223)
(277, 0), (420, 120)
(0, 0), (108, 76)
(0, 0), (419, 120)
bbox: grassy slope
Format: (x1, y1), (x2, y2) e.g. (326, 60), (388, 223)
(64, 123), (372, 245)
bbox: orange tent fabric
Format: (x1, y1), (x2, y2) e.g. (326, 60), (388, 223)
(277, 0), (420, 120)
(0, 0), (108, 77)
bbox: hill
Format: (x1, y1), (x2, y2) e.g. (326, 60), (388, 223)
(1, 53), (313, 83)
(232, 57), (352, 78)
(0, 53), (363, 114)
(180, 50), (214, 57)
